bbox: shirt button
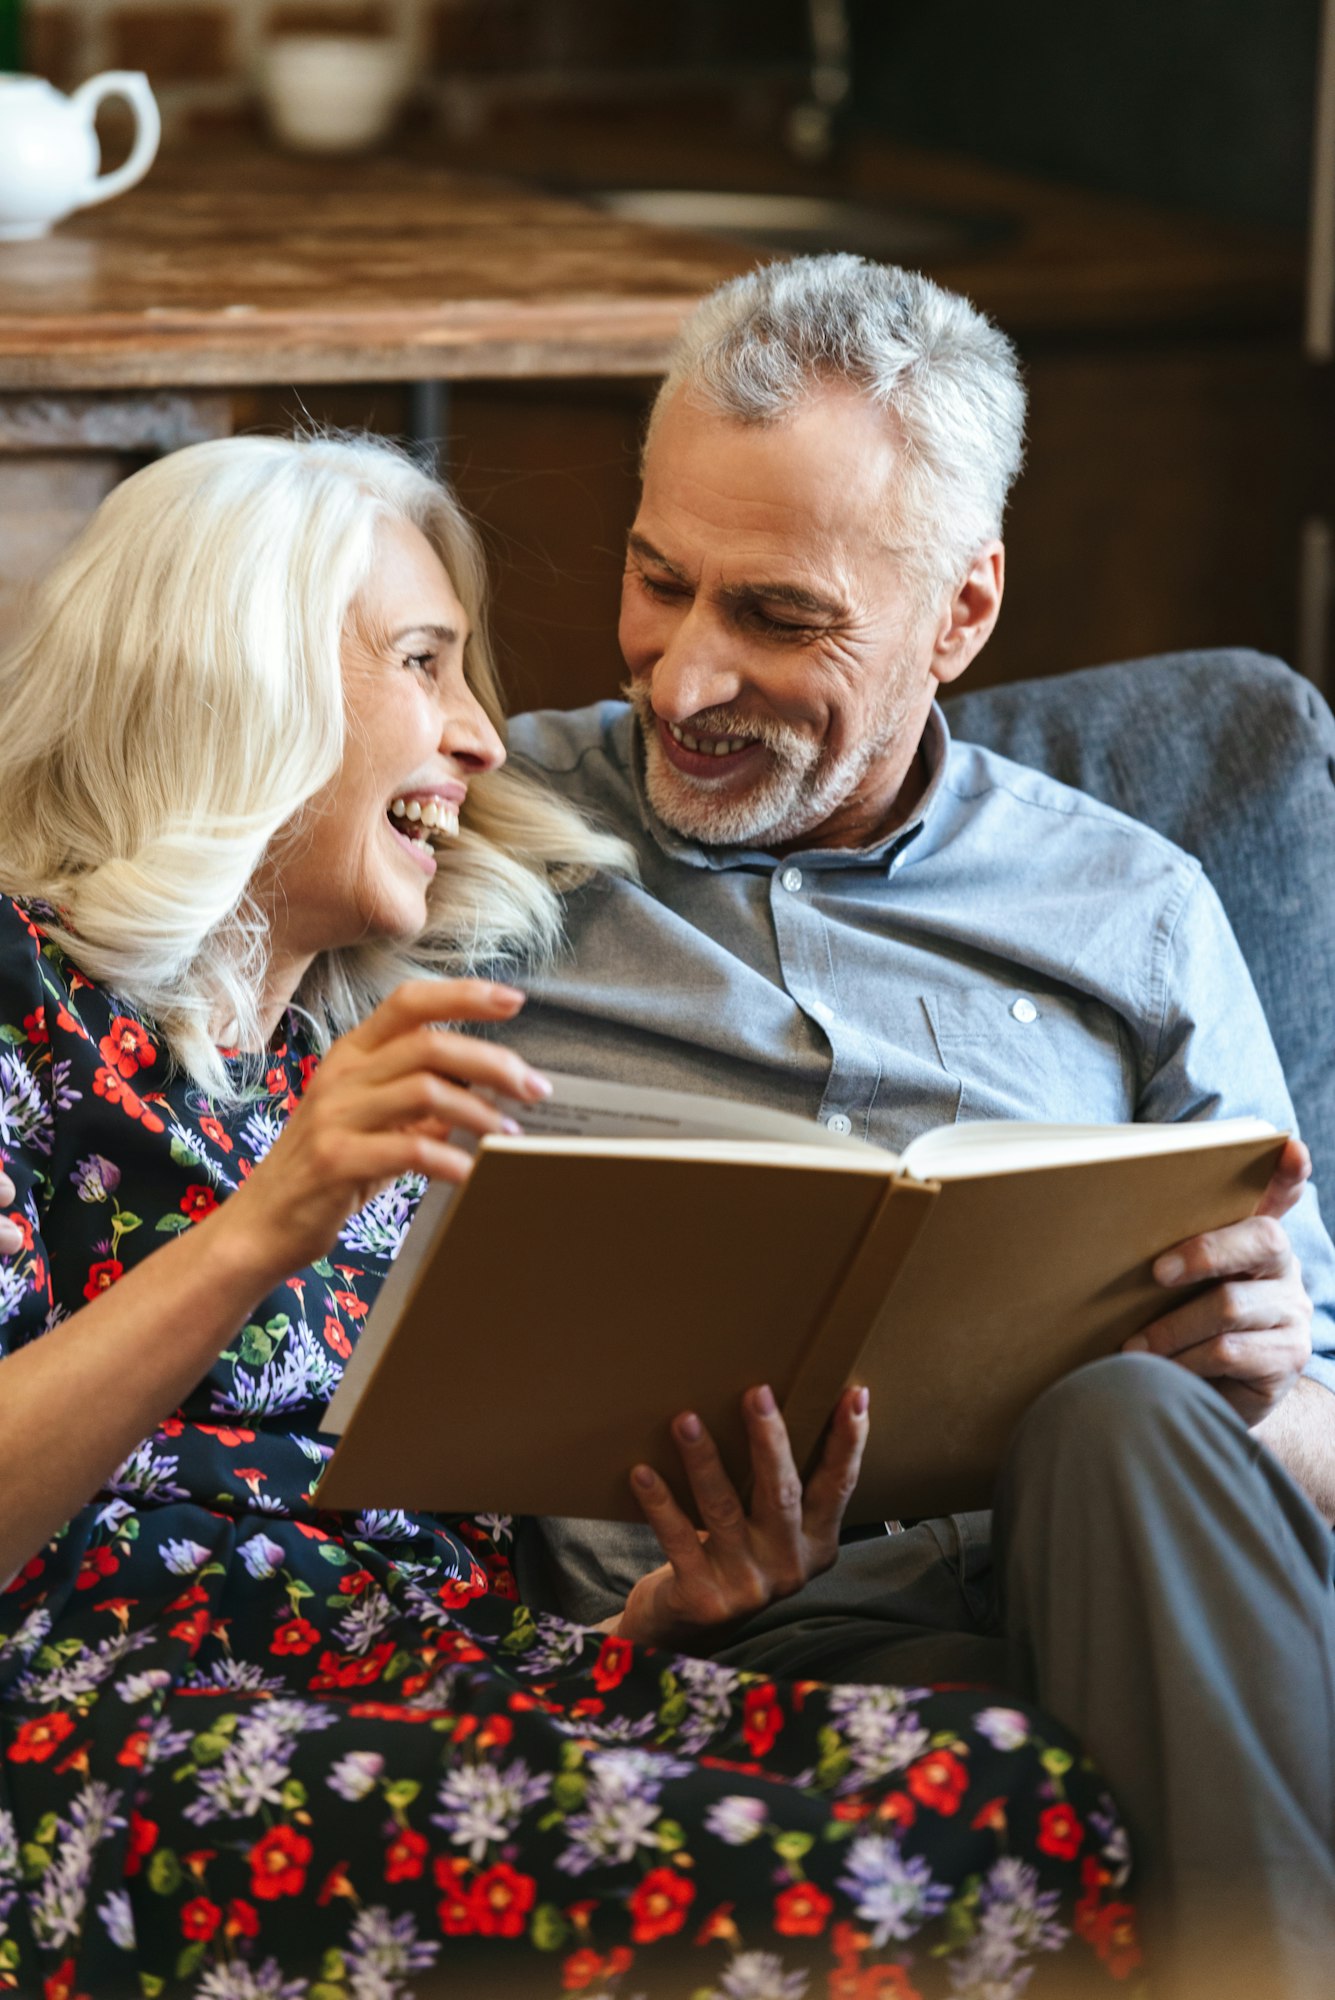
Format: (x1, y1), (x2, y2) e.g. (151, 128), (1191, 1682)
(1011, 997), (1038, 1024)
(780, 867), (803, 893)
(827, 1112), (853, 1136)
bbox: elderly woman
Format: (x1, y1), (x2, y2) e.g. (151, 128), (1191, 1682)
(0, 435), (1133, 1999)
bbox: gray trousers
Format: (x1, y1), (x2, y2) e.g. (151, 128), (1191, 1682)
(524, 1355), (1335, 1998)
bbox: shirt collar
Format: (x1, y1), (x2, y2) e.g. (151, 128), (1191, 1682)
(626, 702), (954, 875)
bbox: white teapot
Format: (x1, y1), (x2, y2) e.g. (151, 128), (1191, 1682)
(0, 71), (161, 241)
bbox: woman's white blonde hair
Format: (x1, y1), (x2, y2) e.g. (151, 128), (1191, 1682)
(0, 432), (629, 1100)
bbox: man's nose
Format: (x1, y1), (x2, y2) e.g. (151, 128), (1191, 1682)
(649, 609), (743, 722)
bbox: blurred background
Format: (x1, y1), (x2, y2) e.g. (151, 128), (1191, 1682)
(3, 0), (1328, 712)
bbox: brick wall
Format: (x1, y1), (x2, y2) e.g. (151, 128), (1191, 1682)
(22, 0), (810, 138)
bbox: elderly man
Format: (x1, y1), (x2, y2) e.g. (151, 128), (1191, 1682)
(502, 255), (1335, 1995)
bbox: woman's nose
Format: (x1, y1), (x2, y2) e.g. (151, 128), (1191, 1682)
(441, 688), (506, 773)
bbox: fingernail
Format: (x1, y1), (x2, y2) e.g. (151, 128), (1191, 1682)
(754, 1384), (776, 1415)
(500, 1116), (523, 1136)
(1123, 1334), (1150, 1354)
(0, 1173), (13, 1203)
(677, 1412), (702, 1442)
(1155, 1254), (1184, 1285)
(853, 1385), (870, 1416)
(525, 1071), (554, 1099)
(0, 1224), (22, 1255)
(493, 984), (526, 1004)
(631, 1464), (655, 1491)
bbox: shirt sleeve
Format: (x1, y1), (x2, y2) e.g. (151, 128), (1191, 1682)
(0, 898), (59, 1361)
(1137, 869), (1335, 1398)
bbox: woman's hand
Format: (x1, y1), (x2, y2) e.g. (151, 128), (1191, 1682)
(218, 978), (551, 1283)
(0, 1172), (23, 1256)
(612, 1383), (871, 1649)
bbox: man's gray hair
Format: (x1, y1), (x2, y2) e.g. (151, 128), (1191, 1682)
(648, 254), (1026, 593)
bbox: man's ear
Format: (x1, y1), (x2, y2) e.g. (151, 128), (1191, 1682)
(929, 542), (1005, 687)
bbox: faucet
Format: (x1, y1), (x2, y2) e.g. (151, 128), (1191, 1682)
(785, 0), (852, 161)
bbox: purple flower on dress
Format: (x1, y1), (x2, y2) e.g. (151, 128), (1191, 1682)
(973, 1705), (1032, 1752)
(704, 1794), (770, 1845)
(836, 1833), (951, 1946)
(72, 1154), (120, 1203)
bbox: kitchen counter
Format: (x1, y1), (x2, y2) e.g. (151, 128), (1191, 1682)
(0, 141), (752, 391)
(0, 119), (1301, 394)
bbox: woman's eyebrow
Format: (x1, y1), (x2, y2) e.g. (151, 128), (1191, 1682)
(389, 623), (464, 646)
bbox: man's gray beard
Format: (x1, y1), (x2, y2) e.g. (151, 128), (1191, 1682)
(626, 681), (899, 852)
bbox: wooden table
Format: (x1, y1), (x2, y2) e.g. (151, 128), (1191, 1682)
(0, 143), (751, 392)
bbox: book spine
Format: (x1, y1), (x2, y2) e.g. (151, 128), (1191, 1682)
(779, 1176), (938, 1478)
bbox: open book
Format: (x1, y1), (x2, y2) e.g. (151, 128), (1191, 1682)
(316, 1073), (1284, 1523)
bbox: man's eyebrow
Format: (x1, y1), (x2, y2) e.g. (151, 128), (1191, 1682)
(626, 532), (690, 582)
(718, 578), (844, 618)
(628, 534), (843, 616)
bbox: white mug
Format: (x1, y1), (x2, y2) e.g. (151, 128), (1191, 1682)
(0, 71), (161, 241)
(257, 35), (409, 155)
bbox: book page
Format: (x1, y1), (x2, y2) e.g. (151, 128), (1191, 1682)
(901, 1115), (1280, 1183)
(322, 1071), (876, 1436)
(491, 1069), (876, 1151)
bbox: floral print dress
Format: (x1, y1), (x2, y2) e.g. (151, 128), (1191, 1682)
(0, 896), (1141, 2000)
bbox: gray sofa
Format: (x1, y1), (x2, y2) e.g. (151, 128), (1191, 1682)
(945, 649), (1335, 1196)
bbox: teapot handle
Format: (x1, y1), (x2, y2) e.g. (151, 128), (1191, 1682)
(69, 71), (162, 212)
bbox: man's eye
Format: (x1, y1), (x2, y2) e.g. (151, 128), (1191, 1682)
(639, 574), (688, 601)
(748, 610), (814, 638)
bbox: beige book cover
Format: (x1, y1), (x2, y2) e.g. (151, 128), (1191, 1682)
(316, 1074), (1283, 1524)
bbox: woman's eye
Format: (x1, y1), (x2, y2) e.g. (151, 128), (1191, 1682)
(403, 652), (436, 675)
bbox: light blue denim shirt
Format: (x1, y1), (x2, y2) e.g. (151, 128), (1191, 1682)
(504, 699), (1335, 1397)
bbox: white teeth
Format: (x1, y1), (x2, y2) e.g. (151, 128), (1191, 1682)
(668, 720), (749, 757)
(389, 796), (460, 844)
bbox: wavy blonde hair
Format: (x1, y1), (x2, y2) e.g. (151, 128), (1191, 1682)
(0, 432), (629, 1100)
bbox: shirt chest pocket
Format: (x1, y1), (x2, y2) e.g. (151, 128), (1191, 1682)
(922, 987), (1134, 1126)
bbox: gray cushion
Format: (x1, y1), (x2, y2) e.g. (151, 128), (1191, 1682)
(944, 650), (1335, 1192)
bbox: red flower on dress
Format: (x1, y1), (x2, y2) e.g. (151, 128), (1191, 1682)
(124, 1810), (158, 1875)
(99, 1016), (156, 1078)
(42, 1961), (88, 2000)
(627, 1866), (695, 1944)
(22, 1007), (47, 1044)
(741, 1682), (784, 1757)
(472, 1861), (537, 1938)
(4, 1212), (33, 1253)
(385, 1827), (428, 1882)
(331, 1288), (368, 1319)
(309, 1639), (396, 1690)
(437, 1566), (487, 1609)
(180, 1897), (222, 1941)
(91, 1065), (164, 1134)
(179, 1185), (218, 1223)
(338, 1568), (375, 1596)
(4, 1553), (43, 1593)
(561, 1947), (632, 1991)
(322, 1316), (352, 1358)
(83, 1258), (123, 1301)
(1037, 1802), (1084, 1861)
(74, 1545), (119, 1590)
(435, 1855), (476, 1934)
(198, 1115), (233, 1153)
(225, 1898), (260, 1939)
(874, 1791), (916, 1830)
(1079, 1898), (1142, 1979)
(271, 1617), (320, 1655)
(591, 1634), (633, 1692)
(8, 1711), (75, 1762)
(248, 1824), (313, 1901)
(116, 1729), (151, 1768)
(905, 1749), (969, 1816)
(773, 1880), (833, 1936)
(196, 1423), (255, 1448)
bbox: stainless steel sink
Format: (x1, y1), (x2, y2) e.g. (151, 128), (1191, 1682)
(587, 189), (1010, 263)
